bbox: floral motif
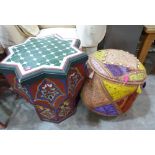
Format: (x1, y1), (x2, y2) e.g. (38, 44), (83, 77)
(14, 78), (32, 101)
(40, 109), (56, 120)
(35, 105), (56, 120)
(58, 100), (72, 117)
(36, 79), (63, 105)
(68, 68), (82, 96)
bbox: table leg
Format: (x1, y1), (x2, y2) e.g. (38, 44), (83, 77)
(138, 34), (155, 63)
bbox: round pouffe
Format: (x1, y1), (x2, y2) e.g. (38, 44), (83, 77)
(81, 49), (147, 116)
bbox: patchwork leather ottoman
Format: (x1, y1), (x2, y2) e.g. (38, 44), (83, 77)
(0, 35), (88, 123)
(81, 49), (147, 116)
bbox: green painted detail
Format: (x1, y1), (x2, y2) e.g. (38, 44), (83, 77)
(7, 36), (77, 70)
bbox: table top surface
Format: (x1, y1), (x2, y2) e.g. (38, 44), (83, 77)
(7, 35), (78, 70)
(0, 34), (87, 82)
(144, 25), (155, 33)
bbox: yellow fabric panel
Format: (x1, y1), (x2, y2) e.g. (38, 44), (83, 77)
(102, 79), (137, 101)
(129, 72), (145, 81)
(137, 85), (142, 94)
(93, 51), (106, 61)
(138, 63), (145, 71)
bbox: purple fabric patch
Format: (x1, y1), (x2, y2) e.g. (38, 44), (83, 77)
(95, 104), (118, 116)
(105, 64), (129, 76)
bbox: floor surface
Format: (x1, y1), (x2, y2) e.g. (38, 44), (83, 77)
(2, 75), (155, 130)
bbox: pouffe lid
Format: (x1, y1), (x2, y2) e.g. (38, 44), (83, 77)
(88, 49), (147, 85)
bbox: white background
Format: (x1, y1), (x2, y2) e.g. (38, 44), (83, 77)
(0, 0), (155, 24)
(0, 0), (155, 154)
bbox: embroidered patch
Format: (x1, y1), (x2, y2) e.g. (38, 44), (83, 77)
(105, 64), (130, 76)
(90, 59), (110, 77)
(102, 79), (137, 101)
(129, 72), (145, 81)
(94, 104), (119, 116)
(93, 50), (107, 61)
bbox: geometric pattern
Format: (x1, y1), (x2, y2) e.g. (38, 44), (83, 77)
(6, 35), (76, 70)
(36, 78), (63, 105)
(0, 34), (88, 88)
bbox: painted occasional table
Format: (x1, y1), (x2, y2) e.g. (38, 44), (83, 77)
(0, 35), (88, 123)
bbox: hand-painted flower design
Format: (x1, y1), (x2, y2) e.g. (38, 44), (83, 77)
(58, 100), (72, 117)
(36, 79), (63, 105)
(68, 68), (82, 96)
(14, 78), (32, 101)
(35, 105), (56, 120)
(40, 109), (56, 120)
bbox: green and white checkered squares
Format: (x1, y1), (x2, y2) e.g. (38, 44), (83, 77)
(7, 36), (77, 70)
